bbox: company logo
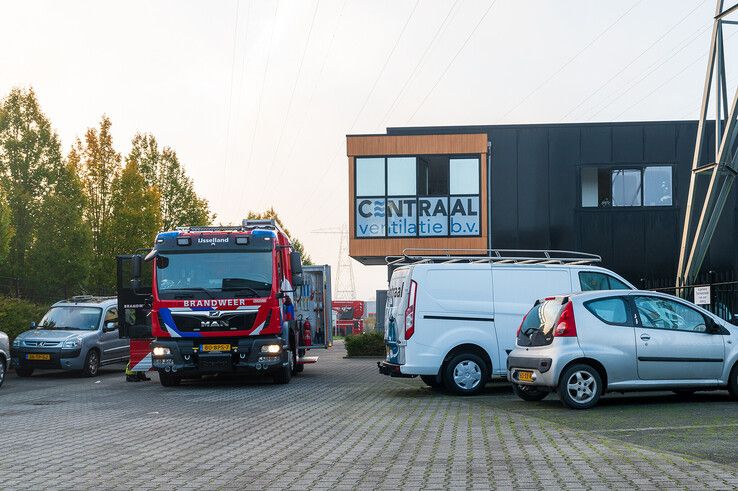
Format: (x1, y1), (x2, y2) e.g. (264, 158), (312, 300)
(208, 310), (223, 318)
(200, 319), (230, 328)
(197, 237), (229, 245)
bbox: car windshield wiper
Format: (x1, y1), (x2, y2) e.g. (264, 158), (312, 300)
(166, 287), (215, 299)
(221, 286), (261, 297)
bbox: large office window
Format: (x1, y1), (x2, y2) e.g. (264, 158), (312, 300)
(581, 166), (672, 208)
(355, 154), (481, 238)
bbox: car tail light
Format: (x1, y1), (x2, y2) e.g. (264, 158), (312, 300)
(404, 280), (418, 340)
(553, 301), (577, 337)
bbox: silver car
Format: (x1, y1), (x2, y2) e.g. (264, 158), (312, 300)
(507, 290), (738, 409)
(10, 296), (129, 377)
(0, 330), (9, 388)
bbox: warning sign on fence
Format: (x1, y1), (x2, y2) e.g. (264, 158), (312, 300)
(694, 286), (711, 305)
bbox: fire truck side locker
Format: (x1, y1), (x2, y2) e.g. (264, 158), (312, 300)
(295, 264), (333, 364)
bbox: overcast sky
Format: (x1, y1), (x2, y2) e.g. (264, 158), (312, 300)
(1, 0), (734, 300)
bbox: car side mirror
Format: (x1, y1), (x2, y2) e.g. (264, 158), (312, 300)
(104, 321), (118, 332)
(30, 321), (37, 329)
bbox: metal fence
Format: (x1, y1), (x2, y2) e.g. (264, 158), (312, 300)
(641, 271), (738, 322)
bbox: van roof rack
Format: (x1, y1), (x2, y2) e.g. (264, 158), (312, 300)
(386, 248), (601, 266)
(175, 220), (281, 233)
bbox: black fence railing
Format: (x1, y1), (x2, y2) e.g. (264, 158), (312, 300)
(641, 271), (738, 322)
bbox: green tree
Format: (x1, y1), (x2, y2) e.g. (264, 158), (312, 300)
(0, 87), (63, 280)
(27, 153), (92, 299)
(127, 132), (211, 230)
(0, 191), (12, 265)
(77, 115), (122, 290)
(246, 208), (312, 265)
(105, 160), (162, 290)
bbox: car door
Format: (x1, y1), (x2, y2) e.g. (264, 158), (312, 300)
(99, 307), (128, 363)
(631, 295), (724, 381)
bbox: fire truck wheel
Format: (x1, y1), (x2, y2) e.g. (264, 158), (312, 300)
(159, 371), (181, 387)
(274, 356), (292, 384)
(291, 349), (303, 375)
(81, 349), (100, 377)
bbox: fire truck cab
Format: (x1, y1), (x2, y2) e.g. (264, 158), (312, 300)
(117, 219), (332, 387)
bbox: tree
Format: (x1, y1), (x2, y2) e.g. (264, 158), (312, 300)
(77, 115), (122, 290)
(105, 160), (162, 290)
(26, 155), (92, 300)
(246, 208), (312, 265)
(0, 191), (12, 265)
(127, 133), (211, 230)
(0, 87), (63, 280)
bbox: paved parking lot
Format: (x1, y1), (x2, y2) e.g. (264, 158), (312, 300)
(1, 341), (737, 490)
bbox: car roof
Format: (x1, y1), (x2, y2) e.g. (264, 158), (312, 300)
(52, 296), (117, 308)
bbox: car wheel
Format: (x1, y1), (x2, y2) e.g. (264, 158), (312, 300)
(0, 358), (5, 388)
(558, 364), (602, 410)
(512, 383), (549, 402)
(81, 350), (100, 377)
(16, 366), (34, 377)
(420, 375), (443, 388)
(159, 371), (181, 387)
(728, 363), (738, 401)
(443, 353), (489, 396)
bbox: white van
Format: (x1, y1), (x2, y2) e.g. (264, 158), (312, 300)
(378, 250), (635, 395)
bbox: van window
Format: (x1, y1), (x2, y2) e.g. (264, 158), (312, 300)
(579, 271), (630, 291)
(584, 298), (628, 324)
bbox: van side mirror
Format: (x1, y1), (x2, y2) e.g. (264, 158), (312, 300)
(290, 251), (303, 276)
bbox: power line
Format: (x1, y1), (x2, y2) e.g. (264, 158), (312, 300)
(560, 0), (708, 122)
(499, 0), (643, 121)
(406, 0), (498, 124)
(221, 0), (241, 187)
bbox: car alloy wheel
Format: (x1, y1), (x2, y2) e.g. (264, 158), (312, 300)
(558, 364), (603, 409)
(83, 350), (100, 377)
(566, 370), (597, 404)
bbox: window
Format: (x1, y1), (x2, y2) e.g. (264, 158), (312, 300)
(387, 157), (416, 196)
(105, 308), (118, 323)
(581, 166), (672, 208)
(356, 158), (385, 196)
(417, 155), (449, 196)
(579, 272), (631, 291)
(585, 298), (628, 324)
(634, 296), (708, 332)
(450, 158), (479, 194)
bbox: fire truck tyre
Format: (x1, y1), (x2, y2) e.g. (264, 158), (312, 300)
(727, 363), (738, 400)
(420, 375), (442, 389)
(159, 371), (181, 387)
(443, 353), (489, 396)
(16, 366), (34, 377)
(274, 361), (292, 385)
(81, 349), (100, 377)
(291, 349), (304, 374)
(512, 383), (549, 402)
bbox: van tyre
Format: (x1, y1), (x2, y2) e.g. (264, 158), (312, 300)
(16, 366), (33, 377)
(558, 364), (602, 410)
(81, 350), (100, 377)
(728, 363), (738, 400)
(159, 371), (181, 387)
(420, 375), (443, 389)
(443, 353), (489, 396)
(512, 383), (549, 402)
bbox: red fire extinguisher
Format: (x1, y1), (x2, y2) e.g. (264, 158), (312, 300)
(303, 319), (312, 346)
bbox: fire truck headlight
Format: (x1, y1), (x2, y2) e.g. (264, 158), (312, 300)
(153, 346), (171, 356)
(260, 344), (281, 354)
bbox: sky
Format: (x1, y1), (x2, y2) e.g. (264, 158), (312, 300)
(1, 0), (735, 299)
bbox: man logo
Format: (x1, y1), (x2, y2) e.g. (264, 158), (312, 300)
(208, 310), (222, 318)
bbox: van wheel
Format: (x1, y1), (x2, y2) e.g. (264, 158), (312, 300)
(728, 363), (738, 400)
(81, 350), (100, 377)
(512, 383), (548, 402)
(558, 364), (602, 409)
(443, 353), (488, 395)
(420, 375), (442, 389)
(16, 366), (34, 377)
(159, 371), (181, 387)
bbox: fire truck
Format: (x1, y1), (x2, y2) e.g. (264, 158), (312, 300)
(116, 219), (332, 386)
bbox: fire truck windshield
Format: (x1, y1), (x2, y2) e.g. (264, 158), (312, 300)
(156, 251), (273, 299)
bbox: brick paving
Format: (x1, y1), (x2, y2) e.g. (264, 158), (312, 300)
(0, 341), (736, 490)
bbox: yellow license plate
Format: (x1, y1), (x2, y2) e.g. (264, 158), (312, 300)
(517, 370), (533, 382)
(201, 343), (231, 352)
(27, 353), (51, 361)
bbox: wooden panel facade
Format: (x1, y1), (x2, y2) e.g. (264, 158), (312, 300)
(347, 133), (489, 264)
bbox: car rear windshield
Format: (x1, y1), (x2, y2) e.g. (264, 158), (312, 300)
(516, 299), (565, 347)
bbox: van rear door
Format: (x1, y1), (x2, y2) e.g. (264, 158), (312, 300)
(385, 267), (410, 365)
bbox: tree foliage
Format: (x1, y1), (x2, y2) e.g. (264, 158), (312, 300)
(246, 208), (312, 265)
(127, 133), (211, 230)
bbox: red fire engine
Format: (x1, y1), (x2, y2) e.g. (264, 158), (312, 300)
(331, 300), (365, 336)
(117, 219), (332, 386)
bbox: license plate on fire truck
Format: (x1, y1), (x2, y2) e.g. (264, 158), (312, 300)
(200, 343), (231, 352)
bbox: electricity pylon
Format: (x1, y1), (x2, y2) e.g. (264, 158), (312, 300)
(312, 225), (357, 300)
(677, 0), (738, 286)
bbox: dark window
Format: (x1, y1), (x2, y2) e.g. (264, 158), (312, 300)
(581, 166), (672, 208)
(579, 272), (631, 291)
(584, 298), (628, 324)
(634, 296), (708, 332)
(417, 155), (449, 196)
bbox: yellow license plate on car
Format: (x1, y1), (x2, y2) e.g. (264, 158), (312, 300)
(517, 370), (533, 382)
(27, 353), (50, 361)
(201, 344), (231, 352)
